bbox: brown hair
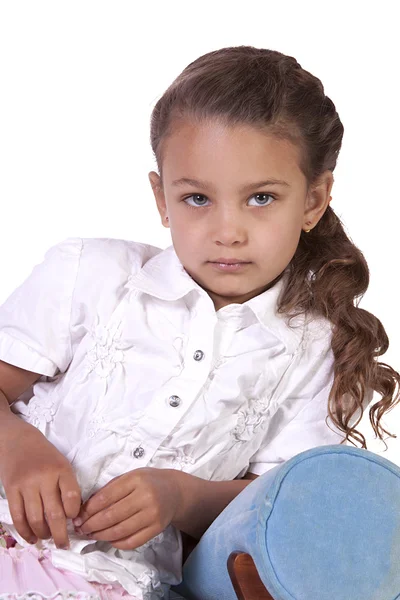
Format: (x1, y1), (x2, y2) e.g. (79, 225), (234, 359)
(149, 45), (400, 449)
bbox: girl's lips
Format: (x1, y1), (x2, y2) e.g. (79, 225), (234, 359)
(211, 259), (249, 264)
(209, 262), (251, 272)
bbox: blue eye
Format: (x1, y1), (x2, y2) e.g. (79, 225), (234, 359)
(183, 193), (276, 209)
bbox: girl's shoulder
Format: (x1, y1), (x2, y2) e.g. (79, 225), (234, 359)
(77, 237), (163, 273)
(49, 236), (165, 317)
(49, 236), (164, 293)
(43, 236), (163, 273)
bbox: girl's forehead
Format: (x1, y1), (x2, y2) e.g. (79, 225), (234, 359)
(162, 121), (303, 184)
(167, 118), (286, 145)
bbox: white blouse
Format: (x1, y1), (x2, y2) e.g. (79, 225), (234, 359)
(0, 237), (345, 598)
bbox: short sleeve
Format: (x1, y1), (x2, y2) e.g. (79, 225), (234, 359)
(0, 237), (83, 377)
(247, 319), (347, 476)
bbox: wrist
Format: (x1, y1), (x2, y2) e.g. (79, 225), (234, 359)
(167, 469), (251, 539)
(0, 412), (38, 449)
(167, 469), (205, 534)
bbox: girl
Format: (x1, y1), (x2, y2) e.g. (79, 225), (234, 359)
(0, 45), (399, 600)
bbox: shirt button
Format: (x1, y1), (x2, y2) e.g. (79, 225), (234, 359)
(193, 350), (205, 361)
(169, 395), (181, 407)
(133, 446), (145, 458)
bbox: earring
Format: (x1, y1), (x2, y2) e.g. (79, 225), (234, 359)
(304, 221), (312, 233)
(304, 196), (331, 232)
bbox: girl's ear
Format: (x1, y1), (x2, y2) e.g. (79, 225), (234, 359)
(148, 171), (169, 228)
(303, 170), (334, 231)
(148, 171), (162, 193)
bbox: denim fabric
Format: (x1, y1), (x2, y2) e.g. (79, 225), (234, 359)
(171, 445), (400, 600)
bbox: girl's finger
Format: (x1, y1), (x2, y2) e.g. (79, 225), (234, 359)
(78, 474), (131, 523)
(79, 494), (138, 534)
(58, 471), (82, 519)
(88, 509), (151, 543)
(7, 488), (38, 544)
(41, 488), (69, 549)
(112, 524), (159, 551)
(23, 489), (52, 540)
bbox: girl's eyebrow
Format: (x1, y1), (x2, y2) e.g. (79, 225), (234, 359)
(171, 177), (291, 191)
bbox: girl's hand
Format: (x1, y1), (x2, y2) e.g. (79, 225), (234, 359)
(73, 467), (181, 550)
(0, 415), (81, 549)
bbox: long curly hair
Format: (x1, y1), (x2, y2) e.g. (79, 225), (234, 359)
(149, 45), (400, 449)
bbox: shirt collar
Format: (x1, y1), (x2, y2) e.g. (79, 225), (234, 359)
(127, 244), (303, 350)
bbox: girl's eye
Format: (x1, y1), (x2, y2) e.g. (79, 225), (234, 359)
(182, 193), (276, 209)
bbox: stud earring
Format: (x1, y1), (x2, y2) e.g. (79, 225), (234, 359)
(304, 221), (312, 233)
(304, 196), (331, 232)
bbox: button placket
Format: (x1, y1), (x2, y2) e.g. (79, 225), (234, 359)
(127, 316), (216, 466)
(166, 347), (206, 409)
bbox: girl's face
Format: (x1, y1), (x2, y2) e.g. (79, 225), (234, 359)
(149, 119), (332, 311)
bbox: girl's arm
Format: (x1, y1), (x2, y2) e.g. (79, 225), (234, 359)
(170, 470), (258, 541)
(0, 360), (42, 435)
(0, 360), (81, 549)
(0, 359), (42, 408)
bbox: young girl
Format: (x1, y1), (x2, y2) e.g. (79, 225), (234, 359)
(0, 45), (399, 600)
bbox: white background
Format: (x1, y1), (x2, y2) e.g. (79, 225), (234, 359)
(0, 1), (399, 464)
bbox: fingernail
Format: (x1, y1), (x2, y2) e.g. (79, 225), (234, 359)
(57, 543), (70, 550)
(73, 518), (82, 526)
(29, 537), (37, 545)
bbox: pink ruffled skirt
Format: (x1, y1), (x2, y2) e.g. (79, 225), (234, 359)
(0, 523), (139, 599)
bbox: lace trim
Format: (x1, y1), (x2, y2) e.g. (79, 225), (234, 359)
(132, 571), (164, 600)
(137, 531), (165, 550)
(0, 593), (100, 600)
(0, 521), (16, 549)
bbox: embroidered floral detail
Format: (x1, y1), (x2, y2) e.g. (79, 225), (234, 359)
(86, 415), (107, 439)
(232, 398), (271, 443)
(169, 447), (196, 471)
(26, 396), (57, 429)
(83, 315), (134, 389)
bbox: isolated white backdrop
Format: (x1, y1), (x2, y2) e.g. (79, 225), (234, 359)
(0, 1), (399, 463)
